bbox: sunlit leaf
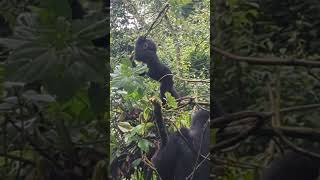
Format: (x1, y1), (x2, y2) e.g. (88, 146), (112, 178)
(118, 122), (133, 133)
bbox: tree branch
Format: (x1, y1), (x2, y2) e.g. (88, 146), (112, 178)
(212, 46), (320, 68)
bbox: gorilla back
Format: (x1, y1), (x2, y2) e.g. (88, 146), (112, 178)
(261, 151), (320, 180)
(151, 100), (210, 179)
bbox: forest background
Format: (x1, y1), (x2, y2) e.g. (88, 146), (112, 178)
(0, 0), (320, 179)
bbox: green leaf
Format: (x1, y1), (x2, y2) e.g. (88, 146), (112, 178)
(8, 45), (48, 62)
(118, 122), (133, 133)
(40, 0), (71, 19)
(138, 139), (152, 153)
(22, 91), (55, 103)
(78, 107), (94, 122)
(75, 19), (107, 38)
(6, 49), (57, 82)
(133, 64), (148, 76)
(1, 11), (106, 101)
(132, 158), (142, 168)
(165, 92), (178, 108)
(0, 38), (29, 49)
(143, 107), (152, 120)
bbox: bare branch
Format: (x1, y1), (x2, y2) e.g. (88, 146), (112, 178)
(212, 46), (320, 68)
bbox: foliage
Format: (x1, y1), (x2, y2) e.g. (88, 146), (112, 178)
(110, 0), (209, 179)
(214, 0), (320, 179)
(0, 0), (107, 179)
(0, 9), (106, 101)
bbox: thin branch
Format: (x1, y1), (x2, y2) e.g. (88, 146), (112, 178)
(280, 103), (320, 113)
(145, 4), (170, 37)
(274, 129), (320, 160)
(307, 69), (320, 81)
(212, 103), (320, 128)
(212, 156), (260, 169)
(210, 113), (266, 152)
(212, 46), (320, 67)
(259, 126), (320, 141)
(175, 76), (210, 83)
(211, 111), (270, 128)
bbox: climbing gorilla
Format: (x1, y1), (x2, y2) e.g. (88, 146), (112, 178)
(261, 150), (320, 180)
(133, 36), (180, 104)
(150, 99), (210, 180)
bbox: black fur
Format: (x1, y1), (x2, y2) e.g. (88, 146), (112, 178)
(262, 151), (320, 180)
(261, 151), (320, 180)
(134, 37), (179, 104)
(151, 101), (209, 179)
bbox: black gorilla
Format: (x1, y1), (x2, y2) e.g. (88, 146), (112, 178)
(133, 37), (179, 104)
(150, 99), (209, 180)
(261, 150), (320, 180)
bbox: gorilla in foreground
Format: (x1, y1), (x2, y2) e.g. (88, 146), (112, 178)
(261, 150), (320, 180)
(150, 98), (210, 180)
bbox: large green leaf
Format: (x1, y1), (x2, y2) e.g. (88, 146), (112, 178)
(1, 12), (107, 100)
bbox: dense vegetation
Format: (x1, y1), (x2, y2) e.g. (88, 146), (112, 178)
(110, 0), (210, 179)
(213, 0), (320, 179)
(0, 0), (108, 179)
(1, 0), (319, 179)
